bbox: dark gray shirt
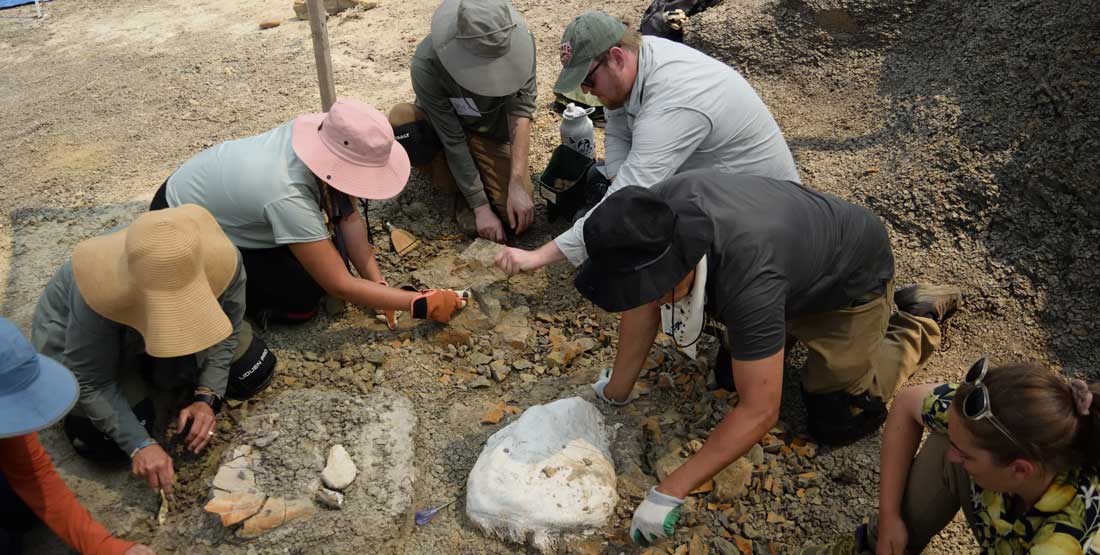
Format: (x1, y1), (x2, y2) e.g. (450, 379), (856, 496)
(653, 170), (894, 360)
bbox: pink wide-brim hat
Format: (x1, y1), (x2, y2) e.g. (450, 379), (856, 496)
(292, 98), (411, 200)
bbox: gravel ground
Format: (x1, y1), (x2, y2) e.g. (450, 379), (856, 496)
(1, 0), (1097, 553)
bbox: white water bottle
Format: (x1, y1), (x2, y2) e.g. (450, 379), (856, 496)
(560, 103), (596, 159)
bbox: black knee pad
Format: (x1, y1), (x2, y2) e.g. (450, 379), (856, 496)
(227, 334), (276, 400)
(392, 120), (441, 166)
(802, 388), (887, 446)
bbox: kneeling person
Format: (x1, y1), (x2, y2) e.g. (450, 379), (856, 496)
(389, 0), (537, 242)
(157, 99), (467, 327)
(31, 206), (275, 493)
(575, 170), (960, 544)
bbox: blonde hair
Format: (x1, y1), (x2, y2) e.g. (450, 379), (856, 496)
(616, 28), (643, 52)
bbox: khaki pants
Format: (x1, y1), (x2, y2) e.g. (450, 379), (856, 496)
(388, 103), (533, 222)
(867, 433), (979, 553)
(788, 280), (941, 401)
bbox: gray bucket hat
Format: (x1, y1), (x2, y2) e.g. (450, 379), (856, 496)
(430, 0), (535, 97)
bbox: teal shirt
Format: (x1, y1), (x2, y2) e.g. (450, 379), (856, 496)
(166, 121), (329, 249)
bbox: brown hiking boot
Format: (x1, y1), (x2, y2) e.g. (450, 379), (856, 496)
(894, 284), (962, 322)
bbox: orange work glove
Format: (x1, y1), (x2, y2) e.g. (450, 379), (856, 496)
(410, 289), (468, 324)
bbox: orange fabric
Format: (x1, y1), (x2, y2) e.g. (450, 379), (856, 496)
(0, 433), (134, 555)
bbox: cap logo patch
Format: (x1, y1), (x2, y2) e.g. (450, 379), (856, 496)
(560, 42), (572, 64)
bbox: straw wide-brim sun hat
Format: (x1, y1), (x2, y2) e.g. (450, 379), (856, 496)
(72, 204), (238, 358)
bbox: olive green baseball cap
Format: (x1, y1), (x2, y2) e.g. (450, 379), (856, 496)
(554, 11), (627, 94)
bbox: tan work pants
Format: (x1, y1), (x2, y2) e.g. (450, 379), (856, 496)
(388, 103), (533, 221)
(788, 280), (941, 401)
(867, 433), (979, 553)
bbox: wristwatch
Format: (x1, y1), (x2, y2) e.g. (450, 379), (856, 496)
(193, 391), (223, 413)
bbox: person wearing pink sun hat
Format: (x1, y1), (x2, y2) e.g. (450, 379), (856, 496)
(152, 99), (467, 327)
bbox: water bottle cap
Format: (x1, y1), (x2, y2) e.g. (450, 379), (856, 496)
(563, 102), (595, 120)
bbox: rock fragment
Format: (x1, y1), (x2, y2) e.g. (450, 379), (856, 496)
(712, 458), (753, 502)
(213, 466), (257, 493)
(238, 496), (316, 538)
(205, 491), (266, 526)
(321, 444), (358, 490)
(490, 359), (510, 382)
(314, 487), (344, 510)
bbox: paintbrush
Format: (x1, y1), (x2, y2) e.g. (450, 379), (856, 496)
(386, 222), (421, 257)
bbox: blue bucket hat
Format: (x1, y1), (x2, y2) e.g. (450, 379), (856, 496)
(0, 318), (78, 439)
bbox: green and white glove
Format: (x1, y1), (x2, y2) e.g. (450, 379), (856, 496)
(592, 367), (631, 406)
(630, 486), (684, 546)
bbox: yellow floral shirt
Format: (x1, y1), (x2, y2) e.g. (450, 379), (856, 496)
(922, 384), (1100, 555)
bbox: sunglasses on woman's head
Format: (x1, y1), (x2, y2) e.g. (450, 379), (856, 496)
(961, 356), (1029, 456)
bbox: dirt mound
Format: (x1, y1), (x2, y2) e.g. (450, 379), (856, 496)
(688, 0), (1100, 368)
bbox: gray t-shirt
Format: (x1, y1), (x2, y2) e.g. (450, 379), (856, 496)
(555, 36), (801, 265)
(166, 121), (329, 250)
(653, 170), (894, 361)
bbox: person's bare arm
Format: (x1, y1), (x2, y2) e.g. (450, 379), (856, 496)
(876, 383), (937, 555)
(337, 210), (384, 283)
(495, 240), (567, 275)
(658, 350), (784, 498)
(289, 240), (414, 311)
(506, 115), (534, 234)
(600, 303), (661, 401)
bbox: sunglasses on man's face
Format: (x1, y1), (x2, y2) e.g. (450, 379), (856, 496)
(961, 356), (1029, 456)
(581, 58), (604, 89)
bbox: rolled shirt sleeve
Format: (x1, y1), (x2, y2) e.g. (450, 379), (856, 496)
(262, 195), (329, 246)
(196, 255), (246, 397)
(554, 107), (713, 266)
(411, 54), (490, 210)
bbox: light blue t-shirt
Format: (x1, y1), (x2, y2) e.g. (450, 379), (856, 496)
(166, 121), (329, 249)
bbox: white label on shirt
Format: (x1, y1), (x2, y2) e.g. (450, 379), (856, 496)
(449, 97), (481, 117)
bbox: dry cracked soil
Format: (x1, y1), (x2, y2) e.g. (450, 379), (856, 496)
(1, 0), (1097, 553)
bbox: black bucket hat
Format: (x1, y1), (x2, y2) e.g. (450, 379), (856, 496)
(575, 186), (713, 312)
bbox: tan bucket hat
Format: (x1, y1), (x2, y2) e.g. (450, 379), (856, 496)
(72, 204), (239, 358)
